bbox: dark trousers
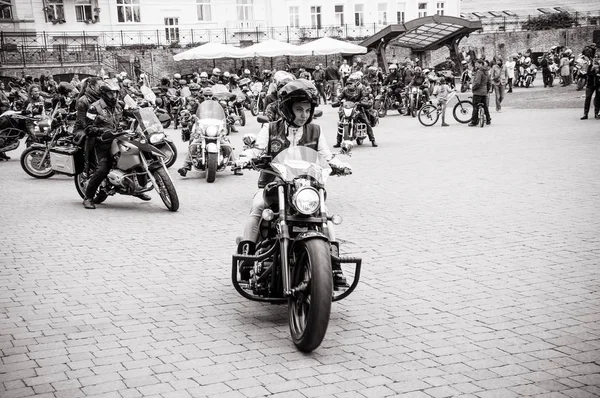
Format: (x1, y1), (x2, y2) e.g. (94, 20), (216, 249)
(315, 81), (327, 104)
(583, 87), (600, 116)
(542, 69), (553, 87)
(85, 142), (112, 199)
(471, 94), (491, 124)
(507, 78), (513, 92)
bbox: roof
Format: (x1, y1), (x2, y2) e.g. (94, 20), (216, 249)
(393, 16), (483, 52)
(359, 24), (407, 52)
(461, 0), (597, 17)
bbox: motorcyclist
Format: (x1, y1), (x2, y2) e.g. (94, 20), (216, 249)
(82, 81), (151, 209)
(21, 84), (48, 117)
(74, 77), (103, 172)
(234, 79), (351, 287)
(364, 65), (383, 95)
(210, 68), (221, 85)
(242, 68), (252, 80)
(404, 67), (429, 115)
(333, 73), (378, 148)
(264, 71), (295, 119)
(383, 63), (405, 106)
(198, 71), (211, 88)
(172, 73), (182, 90)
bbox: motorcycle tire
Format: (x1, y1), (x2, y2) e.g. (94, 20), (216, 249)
(288, 238), (332, 353)
(251, 99), (259, 116)
(205, 152), (218, 183)
(20, 147), (54, 179)
(356, 137), (364, 145)
(158, 141), (178, 169)
(239, 109), (246, 126)
(525, 78), (531, 88)
(418, 104), (439, 127)
(411, 105), (417, 118)
(460, 84), (468, 93)
(378, 100), (387, 118)
(453, 100), (473, 124)
(152, 167), (179, 212)
(74, 171), (107, 203)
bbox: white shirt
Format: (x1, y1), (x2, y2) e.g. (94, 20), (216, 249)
(242, 122), (338, 164)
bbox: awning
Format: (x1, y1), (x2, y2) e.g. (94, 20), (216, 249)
(395, 16), (483, 52)
(238, 39), (310, 57)
(173, 42), (246, 61)
(298, 37), (367, 56)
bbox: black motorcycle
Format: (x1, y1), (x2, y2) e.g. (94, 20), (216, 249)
(232, 147), (361, 352)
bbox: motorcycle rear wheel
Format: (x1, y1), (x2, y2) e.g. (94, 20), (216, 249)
(356, 137), (364, 145)
(20, 147), (54, 179)
(289, 239), (332, 352)
(153, 168), (179, 211)
(418, 104), (439, 127)
(239, 109), (246, 126)
(205, 152), (218, 183)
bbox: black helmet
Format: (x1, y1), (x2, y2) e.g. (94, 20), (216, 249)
(57, 81), (76, 97)
(278, 79), (318, 127)
(99, 80), (120, 107)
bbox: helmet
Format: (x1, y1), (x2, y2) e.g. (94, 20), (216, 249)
(189, 82), (200, 91)
(274, 70), (296, 91)
(57, 81), (76, 97)
(179, 79), (187, 85)
(243, 69), (251, 75)
(123, 79), (131, 86)
(242, 133), (256, 147)
(174, 73), (181, 80)
(99, 80), (120, 107)
(368, 66), (377, 74)
(200, 71), (208, 79)
(388, 63), (398, 70)
(212, 68), (221, 76)
(278, 79), (318, 127)
(223, 71), (230, 78)
(202, 87), (213, 99)
(263, 70), (272, 77)
(414, 66), (422, 74)
(423, 68), (430, 75)
(232, 74), (239, 81)
(355, 71), (363, 78)
(347, 73), (360, 85)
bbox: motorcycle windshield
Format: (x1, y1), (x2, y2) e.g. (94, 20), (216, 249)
(232, 88), (246, 102)
(195, 100), (225, 120)
(135, 107), (164, 134)
(251, 82), (263, 93)
(270, 147), (332, 186)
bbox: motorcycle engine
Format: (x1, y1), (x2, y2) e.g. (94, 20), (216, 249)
(107, 170), (136, 192)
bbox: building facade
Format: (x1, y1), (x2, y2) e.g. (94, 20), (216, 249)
(1, 0), (460, 48)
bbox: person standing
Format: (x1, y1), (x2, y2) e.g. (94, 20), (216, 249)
(540, 54), (552, 88)
(560, 53), (571, 86)
(581, 57), (600, 120)
(325, 61), (341, 102)
(432, 77), (452, 127)
(468, 59), (491, 126)
(339, 59), (351, 87)
(490, 58), (508, 112)
(312, 64), (327, 105)
(505, 56), (516, 92)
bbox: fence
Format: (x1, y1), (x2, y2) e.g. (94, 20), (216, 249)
(0, 45), (101, 67)
(474, 10), (600, 32)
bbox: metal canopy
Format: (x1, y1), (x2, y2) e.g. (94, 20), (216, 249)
(395, 15), (483, 51)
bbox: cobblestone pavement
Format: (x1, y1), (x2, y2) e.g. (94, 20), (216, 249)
(1, 97), (600, 398)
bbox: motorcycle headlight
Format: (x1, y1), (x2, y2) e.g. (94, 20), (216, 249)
(292, 187), (320, 215)
(343, 108), (353, 117)
(149, 132), (165, 144)
(205, 125), (218, 137)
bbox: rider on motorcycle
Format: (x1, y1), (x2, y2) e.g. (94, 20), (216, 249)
(364, 65), (383, 95)
(234, 79), (351, 287)
(264, 71), (296, 122)
(383, 63), (405, 106)
(404, 67), (430, 115)
(199, 72), (210, 88)
(210, 68), (221, 86)
(82, 81), (151, 209)
(334, 73), (378, 147)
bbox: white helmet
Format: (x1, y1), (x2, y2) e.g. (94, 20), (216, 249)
(243, 69), (251, 75)
(223, 71), (231, 78)
(200, 71), (208, 78)
(173, 73), (181, 79)
(212, 68), (221, 75)
(388, 63), (398, 70)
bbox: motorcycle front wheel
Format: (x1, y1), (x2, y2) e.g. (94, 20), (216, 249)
(378, 98), (388, 118)
(251, 99), (259, 116)
(205, 152), (218, 183)
(153, 168), (179, 211)
(289, 239), (332, 352)
(20, 147), (54, 179)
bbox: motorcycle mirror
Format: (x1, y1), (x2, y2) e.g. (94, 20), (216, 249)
(257, 115), (270, 124)
(314, 109), (323, 118)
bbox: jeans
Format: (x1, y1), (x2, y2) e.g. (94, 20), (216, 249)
(471, 95), (491, 124)
(583, 87), (599, 116)
(493, 84), (505, 111)
(327, 80), (339, 102)
(315, 81), (327, 104)
(85, 142), (112, 199)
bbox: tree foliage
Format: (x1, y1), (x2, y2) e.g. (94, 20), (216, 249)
(522, 12), (578, 31)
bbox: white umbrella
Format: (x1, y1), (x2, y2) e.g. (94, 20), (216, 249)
(298, 37), (367, 56)
(238, 39), (311, 58)
(173, 42), (246, 61)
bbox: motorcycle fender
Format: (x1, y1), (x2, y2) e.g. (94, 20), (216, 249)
(291, 231), (330, 252)
(206, 142), (218, 153)
(26, 142), (46, 150)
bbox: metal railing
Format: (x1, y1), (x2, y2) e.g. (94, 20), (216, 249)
(474, 10), (600, 32)
(0, 45), (101, 67)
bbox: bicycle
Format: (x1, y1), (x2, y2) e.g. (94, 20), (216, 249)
(417, 92), (473, 126)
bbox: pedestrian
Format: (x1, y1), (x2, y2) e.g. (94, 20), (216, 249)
(540, 54), (552, 88)
(581, 57), (600, 120)
(325, 60), (341, 102)
(432, 77), (451, 126)
(560, 53), (571, 86)
(468, 59), (491, 126)
(490, 58), (508, 112)
(312, 64), (327, 105)
(505, 56), (516, 92)
(339, 59), (351, 87)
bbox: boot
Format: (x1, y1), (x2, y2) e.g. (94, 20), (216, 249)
(581, 115), (588, 120)
(0, 152), (10, 161)
(83, 198), (96, 209)
(333, 134), (342, 148)
(178, 166), (190, 177)
(371, 140), (378, 147)
(134, 193), (152, 201)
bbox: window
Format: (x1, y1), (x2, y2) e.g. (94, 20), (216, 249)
(378, 3), (387, 24)
(0, 0), (12, 19)
(289, 6), (299, 27)
(165, 17), (179, 43)
(396, 2), (405, 23)
(46, 0), (65, 21)
(75, 0), (93, 22)
(117, 0), (141, 23)
(310, 6), (321, 29)
(418, 2), (427, 18)
(237, 0), (253, 21)
(354, 4), (363, 26)
(436, 2), (444, 15)
(334, 5), (344, 26)
(196, 0), (211, 21)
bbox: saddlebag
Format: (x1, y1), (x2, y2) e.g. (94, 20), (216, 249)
(50, 145), (84, 176)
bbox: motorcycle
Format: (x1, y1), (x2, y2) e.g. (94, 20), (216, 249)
(406, 86), (427, 117)
(212, 84), (241, 133)
(187, 99), (236, 183)
(460, 69), (471, 93)
(232, 147), (361, 352)
(231, 87), (247, 127)
(166, 88), (184, 130)
(0, 110), (46, 159)
(331, 100), (369, 155)
(73, 107), (179, 211)
(524, 65), (537, 88)
(436, 70), (456, 89)
(126, 105), (177, 169)
(20, 107), (73, 178)
(375, 85), (403, 117)
(140, 86), (172, 129)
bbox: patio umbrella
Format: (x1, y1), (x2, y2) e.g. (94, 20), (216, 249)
(173, 42), (246, 61)
(298, 37), (367, 56)
(238, 39), (311, 57)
